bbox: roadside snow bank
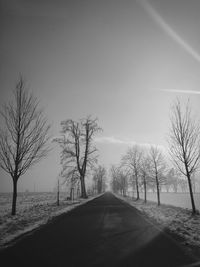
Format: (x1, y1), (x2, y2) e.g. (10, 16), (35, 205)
(0, 194), (100, 249)
(115, 194), (200, 256)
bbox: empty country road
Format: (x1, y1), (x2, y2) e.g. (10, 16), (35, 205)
(0, 192), (197, 267)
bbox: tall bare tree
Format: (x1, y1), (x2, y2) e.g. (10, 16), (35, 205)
(0, 77), (50, 215)
(149, 146), (166, 206)
(168, 99), (200, 214)
(122, 145), (142, 200)
(55, 116), (101, 198)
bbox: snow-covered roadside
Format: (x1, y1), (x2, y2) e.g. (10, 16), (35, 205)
(0, 194), (100, 250)
(115, 194), (200, 257)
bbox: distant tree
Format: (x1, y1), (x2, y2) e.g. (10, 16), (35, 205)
(149, 146), (166, 206)
(110, 165), (128, 196)
(0, 77), (50, 215)
(57, 175), (60, 206)
(191, 173), (198, 193)
(168, 99), (200, 214)
(165, 168), (179, 193)
(140, 154), (151, 203)
(122, 145), (142, 200)
(54, 116), (101, 199)
(60, 166), (79, 200)
(93, 165), (106, 194)
(118, 168), (129, 197)
(178, 178), (188, 193)
(110, 165), (119, 194)
(192, 174), (200, 193)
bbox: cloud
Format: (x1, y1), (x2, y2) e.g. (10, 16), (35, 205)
(137, 0), (200, 63)
(95, 136), (166, 151)
(95, 136), (135, 145)
(161, 89), (200, 95)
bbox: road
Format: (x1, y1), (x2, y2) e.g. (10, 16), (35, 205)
(0, 192), (198, 267)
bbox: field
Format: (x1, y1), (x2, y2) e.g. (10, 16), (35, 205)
(0, 192), (67, 216)
(127, 191), (200, 210)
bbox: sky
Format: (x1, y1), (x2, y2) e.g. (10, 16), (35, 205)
(0, 0), (200, 192)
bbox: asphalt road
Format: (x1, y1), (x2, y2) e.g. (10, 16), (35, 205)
(0, 192), (198, 267)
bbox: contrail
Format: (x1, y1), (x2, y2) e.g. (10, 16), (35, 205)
(137, 0), (200, 63)
(161, 89), (200, 95)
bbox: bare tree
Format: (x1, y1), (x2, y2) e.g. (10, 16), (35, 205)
(93, 165), (106, 194)
(165, 168), (179, 193)
(140, 154), (151, 203)
(0, 77), (50, 215)
(55, 116), (101, 199)
(149, 146), (166, 206)
(110, 165), (120, 194)
(60, 165), (79, 200)
(118, 168), (129, 197)
(168, 99), (200, 214)
(110, 165), (128, 196)
(57, 175), (60, 206)
(122, 145), (142, 200)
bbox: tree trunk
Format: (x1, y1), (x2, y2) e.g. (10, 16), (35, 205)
(136, 175), (140, 200)
(187, 174), (196, 214)
(144, 179), (147, 203)
(80, 176), (87, 198)
(12, 178), (18, 215)
(70, 187), (74, 201)
(57, 179), (59, 206)
(156, 175), (160, 206)
(77, 186), (80, 198)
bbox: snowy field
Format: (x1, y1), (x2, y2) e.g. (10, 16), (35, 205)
(0, 192), (65, 215)
(127, 191), (200, 210)
(0, 192), (97, 249)
(117, 194), (200, 258)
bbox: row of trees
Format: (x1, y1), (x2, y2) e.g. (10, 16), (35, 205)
(110, 145), (166, 206)
(92, 165), (107, 194)
(0, 77), (199, 216)
(0, 77), (103, 215)
(111, 99), (200, 214)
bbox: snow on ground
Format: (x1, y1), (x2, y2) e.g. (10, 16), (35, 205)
(139, 192), (200, 210)
(0, 192), (99, 249)
(115, 194), (200, 257)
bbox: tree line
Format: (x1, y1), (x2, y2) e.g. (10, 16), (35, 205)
(110, 99), (200, 215)
(110, 145), (166, 206)
(0, 77), (104, 215)
(0, 77), (199, 216)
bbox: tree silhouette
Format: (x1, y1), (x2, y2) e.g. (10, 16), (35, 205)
(55, 116), (101, 198)
(0, 77), (50, 215)
(168, 99), (200, 214)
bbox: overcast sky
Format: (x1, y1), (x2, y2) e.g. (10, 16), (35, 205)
(0, 0), (200, 192)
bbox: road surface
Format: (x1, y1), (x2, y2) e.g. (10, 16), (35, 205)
(0, 192), (198, 266)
